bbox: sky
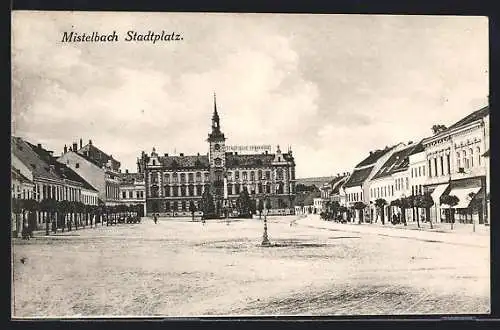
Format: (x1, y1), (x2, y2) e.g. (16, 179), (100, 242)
(11, 12), (488, 178)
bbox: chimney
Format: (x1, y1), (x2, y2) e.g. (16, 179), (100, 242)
(89, 139), (92, 145)
(369, 151), (373, 155)
(69, 146), (72, 152)
(197, 152), (200, 156)
(126, 169), (129, 174)
(80, 138), (83, 149)
(49, 164), (55, 172)
(37, 143), (42, 149)
(180, 153), (184, 157)
(73, 142), (78, 151)
(64, 145), (67, 153)
(265, 151), (268, 155)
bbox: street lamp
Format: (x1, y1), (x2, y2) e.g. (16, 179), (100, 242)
(262, 196), (270, 246)
(261, 181), (271, 246)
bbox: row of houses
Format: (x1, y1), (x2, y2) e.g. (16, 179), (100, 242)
(11, 136), (147, 233)
(308, 105), (490, 225)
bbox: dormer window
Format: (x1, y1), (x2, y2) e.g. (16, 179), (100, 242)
(152, 160), (156, 166)
(76, 163), (80, 168)
(214, 144), (221, 151)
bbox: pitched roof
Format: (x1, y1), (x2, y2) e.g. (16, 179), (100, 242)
(11, 137), (62, 181)
(446, 106), (489, 132)
(160, 155), (210, 169)
(372, 143), (424, 180)
(77, 143), (121, 170)
(26, 141), (98, 192)
(343, 166), (374, 188)
(11, 166), (33, 184)
(355, 145), (397, 168)
(332, 176), (349, 194)
(225, 153), (275, 168)
(119, 172), (145, 185)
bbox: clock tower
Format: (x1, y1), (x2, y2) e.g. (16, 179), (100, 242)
(207, 93), (226, 212)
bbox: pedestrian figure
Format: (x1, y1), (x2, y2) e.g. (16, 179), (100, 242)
(153, 214), (158, 224)
(22, 223), (30, 240)
(52, 220), (57, 233)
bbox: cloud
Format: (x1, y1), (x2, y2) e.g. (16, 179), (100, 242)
(12, 12), (488, 177)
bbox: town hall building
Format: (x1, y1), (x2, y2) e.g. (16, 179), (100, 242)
(139, 95), (297, 217)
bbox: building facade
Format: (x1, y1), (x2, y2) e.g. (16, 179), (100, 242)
(11, 137), (99, 230)
(119, 170), (146, 216)
(140, 96), (297, 217)
(422, 106), (489, 224)
(368, 142), (423, 223)
(58, 139), (121, 206)
(343, 144), (401, 222)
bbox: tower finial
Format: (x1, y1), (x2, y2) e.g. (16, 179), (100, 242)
(214, 91), (218, 115)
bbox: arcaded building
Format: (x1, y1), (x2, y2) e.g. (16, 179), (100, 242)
(139, 96), (297, 217)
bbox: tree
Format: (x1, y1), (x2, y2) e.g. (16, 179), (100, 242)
(416, 193), (434, 229)
(440, 194), (459, 230)
(40, 198), (57, 235)
(431, 124), (447, 135)
(329, 201), (341, 221)
(236, 187), (252, 218)
(23, 199), (40, 235)
(189, 201), (196, 221)
(353, 202), (367, 224)
(200, 189), (215, 219)
(405, 196), (419, 228)
(11, 198), (22, 237)
(375, 198), (388, 225)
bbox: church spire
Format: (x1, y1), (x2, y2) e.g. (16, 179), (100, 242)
(212, 91), (220, 131)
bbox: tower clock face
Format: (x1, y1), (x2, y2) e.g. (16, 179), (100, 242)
(214, 144), (221, 151)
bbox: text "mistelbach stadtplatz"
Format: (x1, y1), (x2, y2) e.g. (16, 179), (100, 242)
(61, 31), (184, 44)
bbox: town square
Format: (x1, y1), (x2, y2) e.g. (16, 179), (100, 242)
(11, 12), (489, 317)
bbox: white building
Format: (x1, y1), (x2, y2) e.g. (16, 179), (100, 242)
(422, 106), (489, 224)
(368, 142), (424, 224)
(58, 139), (121, 206)
(343, 144), (402, 223)
(119, 170), (146, 216)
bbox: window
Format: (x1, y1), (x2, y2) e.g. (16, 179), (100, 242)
(180, 173), (186, 183)
(250, 171), (255, 181)
(235, 184), (240, 194)
(164, 173), (170, 183)
(243, 171), (248, 181)
(152, 160), (156, 166)
(428, 159), (432, 178)
(440, 156), (444, 176)
(188, 173), (194, 182)
(214, 158), (222, 166)
(266, 171), (271, 180)
(456, 152), (461, 170)
(463, 150), (468, 169)
(391, 185), (394, 196)
(477, 147), (481, 166)
(196, 172), (201, 182)
(227, 172), (232, 181)
(411, 169), (414, 178)
(204, 173), (210, 182)
(181, 201), (186, 211)
(173, 186), (178, 197)
(258, 170), (262, 180)
(446, 155), (450, 175)
(469, 148), (474, 167)
(76, 163), (80, 168)
(129, 191), (133, 199)
(418, 167), (421, 177)
(181, 185), (186, 197)
(412, 186), (415, 195)
(434, 158), (438, 177)
(188, 185), (194, 196)
(277, 169), (283, 180)
(235, 171), (240, 180)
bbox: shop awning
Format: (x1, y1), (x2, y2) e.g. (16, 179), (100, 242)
(448, 187), (482, 209)
(431, 183), (449, 203)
